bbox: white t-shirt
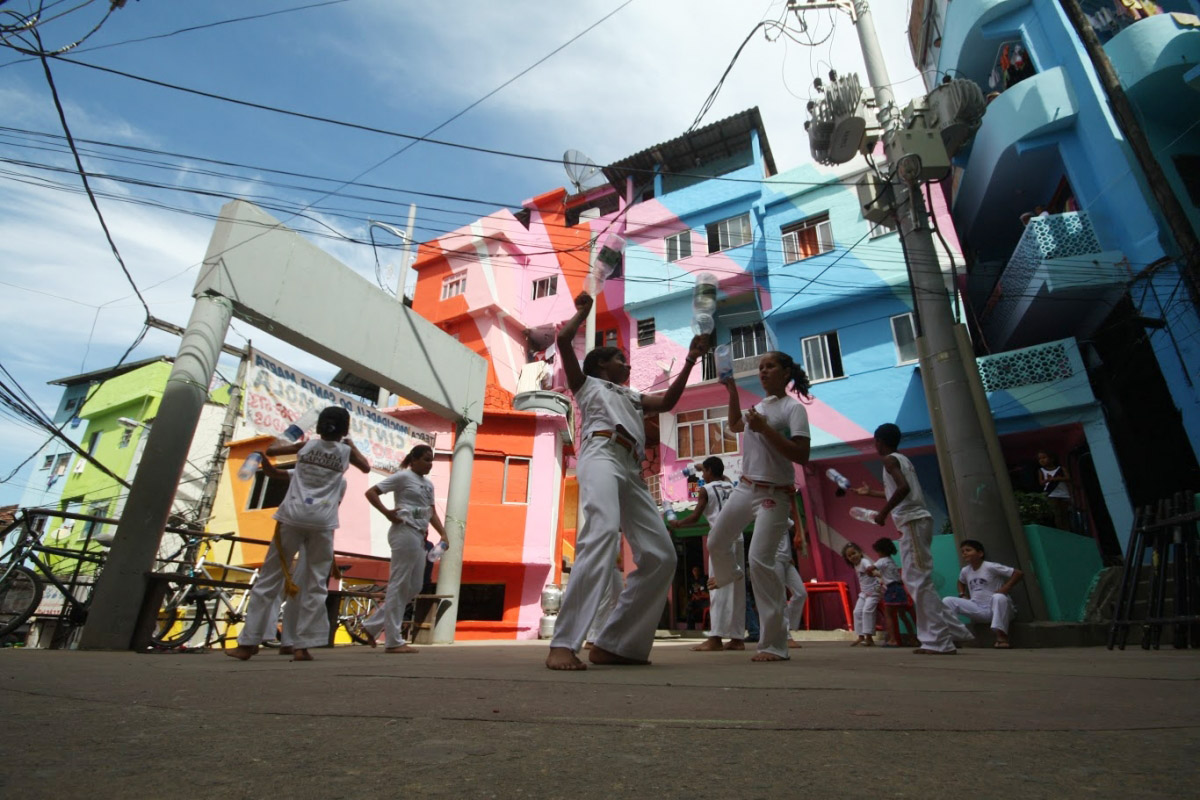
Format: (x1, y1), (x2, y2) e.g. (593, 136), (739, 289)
(373, 469), (436, 531)
(702, 480), (734, 527)
(575, 375), (646, 454)
(1040, 466), (1070, 499)
(274, 439), (351, 530)
(882, 451), (932, 526)
(855, 556), (880, 594)
(959, 560), (1016, 605)
(739, 394), (810, 486)
(874, 554), (902, 585)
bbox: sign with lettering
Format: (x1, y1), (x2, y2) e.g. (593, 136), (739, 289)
(240, 348), (435, 474)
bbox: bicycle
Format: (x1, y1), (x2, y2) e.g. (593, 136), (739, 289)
(0, 508), (110, 646)
(148, 531), (259, 649)
(333, 575), (385, 646)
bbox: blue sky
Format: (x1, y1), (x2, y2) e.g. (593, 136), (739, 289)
(0, 0), (922, 506)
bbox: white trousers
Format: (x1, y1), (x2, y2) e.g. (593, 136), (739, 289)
(587, 566), (624, 642)
(706, 541), (746, 640)
(238, 523), (334, 650)
(898, 517), (972, 652)
(853, 592), (881, 636)
(551, 438), (676, 661)
(944, 594), (1015, 634)
(778, 560), (807, 632)
(707, 482), (793, 658)
(363, 523), (426, 647)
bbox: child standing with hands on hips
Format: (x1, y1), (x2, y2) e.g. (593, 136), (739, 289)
(547, 291), (710, 670)
(227, 406), (370, 662)
(854, 423), (972, 655)
(706, 351), (811, 662)
(363, 444), (448, 653)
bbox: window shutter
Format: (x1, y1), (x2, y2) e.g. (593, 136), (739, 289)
(782, 231), (799, 263)
(817, 220), (834, 253)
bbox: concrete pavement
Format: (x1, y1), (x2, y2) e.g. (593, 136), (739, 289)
(2, 640), (1198, 798)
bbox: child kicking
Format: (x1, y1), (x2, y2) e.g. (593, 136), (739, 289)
(943, 539), (1024, 648)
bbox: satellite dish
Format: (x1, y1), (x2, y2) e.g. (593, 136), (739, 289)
(563, 149), (601, 193)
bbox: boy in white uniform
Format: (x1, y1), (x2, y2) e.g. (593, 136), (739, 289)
(546, 292), (709, 670)
(943, 539), (1024, 648)
(669, 456), (742, 651)
(854, 423), (972, 655)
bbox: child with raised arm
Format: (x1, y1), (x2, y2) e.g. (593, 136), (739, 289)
(547, 291), (709, 670)
(364, 444), (447, 654)
(843, 542), (881, 646)
(943, 539), (1024, 648)
(854, 423), (972, 655)
(669, 456), (743, 651)
(227, 406), (370, 662)
(707, 352), (812, 662)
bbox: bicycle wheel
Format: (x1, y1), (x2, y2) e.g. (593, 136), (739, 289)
(341, 595), (377, 645)
(150, 592), (205, 648)
(0, 564), (42, 638)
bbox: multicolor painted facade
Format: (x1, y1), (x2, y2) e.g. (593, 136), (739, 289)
(397, 107), (1133, 626)
(909, 0), (1200, 526)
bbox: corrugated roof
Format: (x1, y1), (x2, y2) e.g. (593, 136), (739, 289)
(49, 356), (172, 387)
(601, 107), (776, 192)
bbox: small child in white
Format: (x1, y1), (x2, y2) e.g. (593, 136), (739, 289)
(843, 542), (880, 646)
(943, 539), (1024, 649)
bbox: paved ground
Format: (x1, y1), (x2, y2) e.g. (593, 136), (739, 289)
(2, 639), (1198, 799)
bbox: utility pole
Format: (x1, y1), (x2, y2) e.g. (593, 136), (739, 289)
(794, 0), (1047, 617)
(370, 206), (419, 407)
(1058, 0), (1200, 307)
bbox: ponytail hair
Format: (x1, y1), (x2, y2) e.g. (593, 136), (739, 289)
(316, 406), (350, 438)
(765, 351), (811, 399)
(400, 444), (433, 469)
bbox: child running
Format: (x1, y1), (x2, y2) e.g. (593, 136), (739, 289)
(227, 406), (370, 662)
(364, 444), (448, 654)
(854, 423), (972, 655)
(547, 291), (709, 670)
(669, 456), (742, 651)
(707, 352), (811, 662)
(843, 543), (881, 646)
(872, 537), (915, 648)
(943, 539), (1024, 649)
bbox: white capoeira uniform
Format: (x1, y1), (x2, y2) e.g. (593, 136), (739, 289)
(551, 376), (675, 662)
(943, 561), (1017, 633)
(363, 469), (437, 648)
(852, 555), (881, 636)
(586, 564), (625, 643)
(885, 452), (972, 652)
(699, 480), (744, 641)
(775, 535), (807, 633)
(707, 394), (810, 659)
(239, 438), (349, 650)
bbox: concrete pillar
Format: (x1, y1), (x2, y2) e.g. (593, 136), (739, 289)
(79, 293), (233, 650)
(432, 417), (478, 643)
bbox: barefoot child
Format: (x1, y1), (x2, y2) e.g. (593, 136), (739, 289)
(872, 537), (915, 647)
(546, 291), (709, 670)
(364, 444), (448, 654)
(853, 423), (972, 655)
(227, 406), (370, 662)
(843, 543), (880, 646)
(943, 539), (1024, 648)
(707, 352), (811, 662)
(669, 456), (743, 652)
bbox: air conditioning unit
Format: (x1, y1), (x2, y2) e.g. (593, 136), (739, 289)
(72, 459), (86, 475)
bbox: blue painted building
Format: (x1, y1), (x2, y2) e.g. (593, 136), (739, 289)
(908, 0), (1200, 530)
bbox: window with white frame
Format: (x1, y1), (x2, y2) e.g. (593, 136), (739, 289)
(637, 318), (656, 347)
(247, 465), (293, 511)
(676, 407), (738, 459)
(801, 332), (844, 382)
(891, 313), (919, 364)
(54, 453), (71, 476)
(441, 272), (467, 300)
(730, 322), (768, 362)
(781, 214), (834, 263)
(706, 213), (752, 253)
(531, 275), (557, 300)
(665, 231), (692, 263)
(503, 457), (531, 504)
(41, 455), (54, 470)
